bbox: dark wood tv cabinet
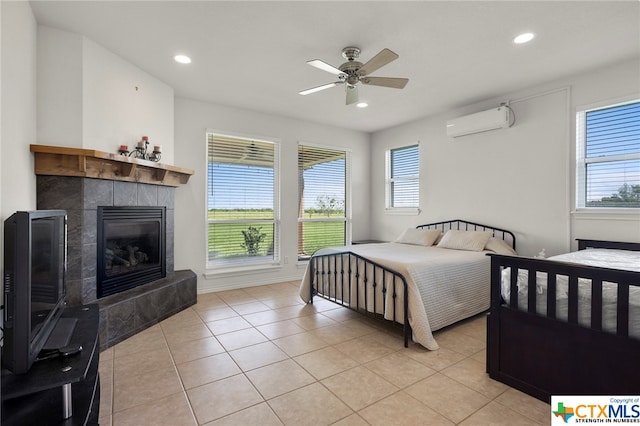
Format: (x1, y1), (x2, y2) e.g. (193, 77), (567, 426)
(1, 303), (100, 425)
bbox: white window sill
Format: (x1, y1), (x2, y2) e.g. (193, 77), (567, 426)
(204, 262), (282, 279)
(572, 208), (640, 221)
(384, 207), (421, 215)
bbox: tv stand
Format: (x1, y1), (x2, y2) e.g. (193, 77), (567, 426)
(1, 304), (100, 425)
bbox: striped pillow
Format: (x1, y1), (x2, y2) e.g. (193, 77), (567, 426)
(436, 230), (492, 251)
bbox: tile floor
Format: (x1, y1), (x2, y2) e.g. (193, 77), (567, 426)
(98, 280), (550, 425)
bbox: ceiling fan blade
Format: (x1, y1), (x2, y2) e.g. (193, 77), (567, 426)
(307, 59), (345, 76)
(361, 77), (409, 89)
(357, 48), (399, 76)
(346, 85), (359, 105)
(298, 81), (341, 96)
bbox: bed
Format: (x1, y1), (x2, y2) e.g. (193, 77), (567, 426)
(487, 239), (640, 402)
(299, 219), (516, 349)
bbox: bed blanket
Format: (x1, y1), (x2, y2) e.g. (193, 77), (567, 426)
(299, 243), (491, 350)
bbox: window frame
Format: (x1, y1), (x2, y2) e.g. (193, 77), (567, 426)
(206, 131), (281, 271)
(297, 142), (351, 261)
(385, 143), (420, 215)
(575, 96), (640, 211)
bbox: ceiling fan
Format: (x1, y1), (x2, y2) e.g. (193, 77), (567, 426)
(299, 47), (409, 105)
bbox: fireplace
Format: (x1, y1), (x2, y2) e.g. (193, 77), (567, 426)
(97, 206), (166, 298)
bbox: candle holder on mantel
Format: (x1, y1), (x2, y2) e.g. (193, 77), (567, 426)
(123, 136), (161, 162)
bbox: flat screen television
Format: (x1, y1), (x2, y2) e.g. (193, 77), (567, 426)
(2, 210), (67, 374)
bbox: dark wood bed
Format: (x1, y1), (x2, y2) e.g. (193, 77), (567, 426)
(487, 239), (640, 402)
(305, 219), (516, 348)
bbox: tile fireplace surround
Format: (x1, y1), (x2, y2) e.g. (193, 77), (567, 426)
(32, 145), (197, 350)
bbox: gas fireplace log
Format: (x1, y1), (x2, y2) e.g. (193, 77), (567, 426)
(105, 248), (131, 268)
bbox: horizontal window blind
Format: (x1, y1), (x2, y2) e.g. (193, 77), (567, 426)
(298, 145), (349, 260)
(387, 144), (419, 208)
(580, 101), (640, 208)
(207, 133), (279, 266)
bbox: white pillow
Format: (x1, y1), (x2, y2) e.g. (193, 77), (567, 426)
(436, 230), (492, 251)
(484, 237), (517, 255)
(395, 228), (441, 246)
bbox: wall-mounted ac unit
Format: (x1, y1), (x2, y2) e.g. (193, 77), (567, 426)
(446, 106), (512, 138)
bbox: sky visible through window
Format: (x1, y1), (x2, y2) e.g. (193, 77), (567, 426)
(585, 101), (639, 203)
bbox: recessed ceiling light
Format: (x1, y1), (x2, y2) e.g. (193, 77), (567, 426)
(174, 54), (192, 64)
(356, 102), (368, 108)
(513, 33), (535, 44)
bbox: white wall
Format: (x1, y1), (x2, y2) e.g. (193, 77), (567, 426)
(174, 98), (371, 292)
(370, 58), (640, 256)
(37, 26), (175, 162)
(1, 1), (38, 219)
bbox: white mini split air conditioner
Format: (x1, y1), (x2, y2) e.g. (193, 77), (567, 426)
(446, 106), (512, 138)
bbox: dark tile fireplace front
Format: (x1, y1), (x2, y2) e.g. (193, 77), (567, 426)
(97, 206), (166, 298)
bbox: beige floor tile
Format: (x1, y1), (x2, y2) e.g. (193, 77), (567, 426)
(405, 373), (490, 423)
(321, 366), (398, 411)
(433, 327), (486, 356)
(294, 346), (359, 380)
(163, 322), (213, 345)
(100, 347), (114, 361)
(291, 312), (338, 330)
(113, 327), (167, 358)
(334, 336), (396, 364)
(359, 329), (405, 350)
(242, 309), (283, 327)
(260, 295), (304, 310)
(112, 391), (197, 425)
(495, 388), (550, 424)
(177, 352), (241, 389)
(452, 314), (487, 340)
(98, 413), (112, 426)
(113, 345), (174, 381)
(216, 291), (258, 306)
(404, 344), (466, 371)
(364, 351), (436, 388)
(216, 327), (268, 351)
(273, 331), (329, 357)
(206, 316), (253, 335)
(268, 382), (353, 425)
(196, 306), (239, 322)
(160, 308), (205, 331)
(441, 357), (509, 399)
(246, 359), (315, 399)
(256, 319), (307, 340)
(320, 307), (363, 322)
(471, 348), (486, 363)
(169, 336), (226, 365)
(99, 361), (114, 417)
(231, 300), (271, 315)
(113, 366), (183, 412)
(187, 374), (263, 424)
(307, 323), (365, 345)
(331, 413), (370, 426)
(228, 341), (289, 371)
(193, 293), (227, 312)
(205, 402), (283, 426)
(459, 400), (541, 425)
(358, 391), (455, 426)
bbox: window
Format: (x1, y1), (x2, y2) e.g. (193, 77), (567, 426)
(298, 144), (350, 260)
(207, 132), (280, 268)
(576, 100), (640, 208)
(385, 144), (420, 212)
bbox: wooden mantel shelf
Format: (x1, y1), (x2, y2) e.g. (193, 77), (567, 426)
(30, 144), (194, 187)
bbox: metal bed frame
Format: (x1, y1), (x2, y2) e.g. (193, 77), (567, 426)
(307, 219), (516, 348)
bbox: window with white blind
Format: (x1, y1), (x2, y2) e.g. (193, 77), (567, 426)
(385, 144), (420, 213)
(576, 99), (640, 209)
(298, 144), (350, 260)
(207, 132), (280, 268)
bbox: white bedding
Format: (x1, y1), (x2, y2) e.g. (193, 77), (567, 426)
(299, 243), (492, 350)
(500, 248), (640, 338)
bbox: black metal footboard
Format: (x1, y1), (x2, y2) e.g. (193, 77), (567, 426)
(308, 251), (411, 347)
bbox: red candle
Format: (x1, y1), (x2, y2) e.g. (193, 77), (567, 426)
(154, 145), (162, 152)
(142, 136), (149, 141)
(137, 140), (145, 148)
(120, 144), (128, 151)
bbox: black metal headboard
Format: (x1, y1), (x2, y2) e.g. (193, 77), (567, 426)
(416, 219), (516, 250)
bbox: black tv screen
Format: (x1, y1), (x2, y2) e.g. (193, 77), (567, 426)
(3, 210), (67, 374)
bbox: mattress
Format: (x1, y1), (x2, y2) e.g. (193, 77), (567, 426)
(500, 248), (640, 339)
(300, 243), (492, 350)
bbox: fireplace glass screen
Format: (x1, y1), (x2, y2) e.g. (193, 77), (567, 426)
(97, 207), (166, 298)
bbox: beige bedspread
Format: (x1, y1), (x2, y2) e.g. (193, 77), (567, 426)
(299, 243), (492, 350)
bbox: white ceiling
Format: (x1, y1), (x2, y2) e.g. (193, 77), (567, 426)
(30, 1), (640, 133)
